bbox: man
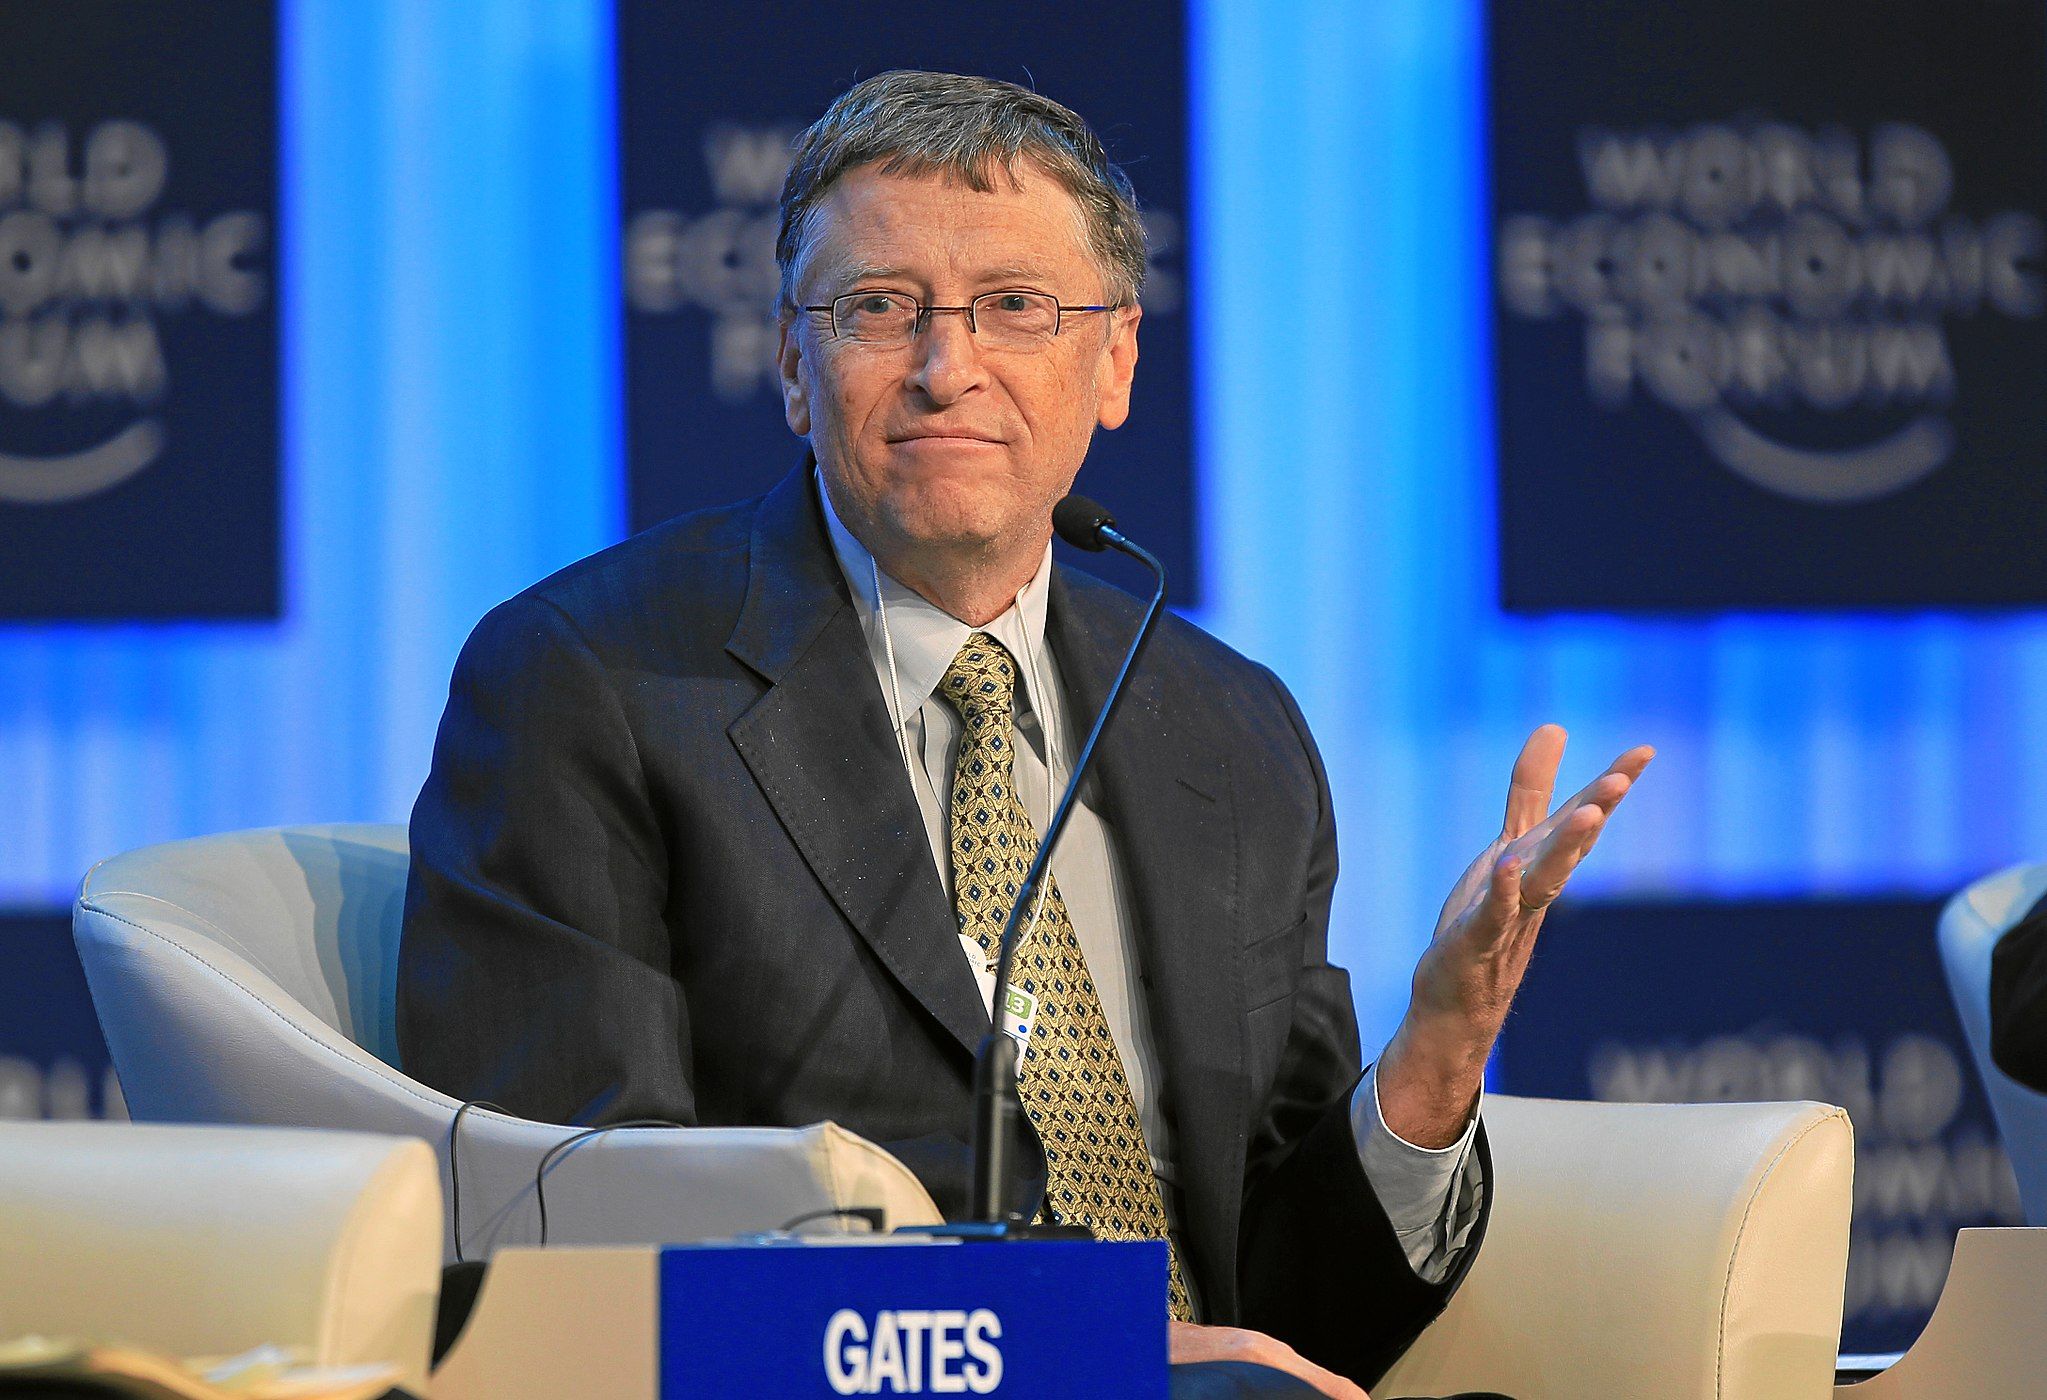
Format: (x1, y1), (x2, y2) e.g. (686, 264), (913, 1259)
(400, 71), (1649, 1398)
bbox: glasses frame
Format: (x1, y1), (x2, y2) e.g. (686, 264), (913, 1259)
(799, 288), (1121, 346)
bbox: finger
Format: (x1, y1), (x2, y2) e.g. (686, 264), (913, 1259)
(1513, 748), (1652, 900)
(1518, 804), (1607, 909)
(1511, 773), (1621, 860)
(1556, 745), (1654, 819)
(1520, 744), (1655, 847)
(1571, 807), (1614, 865)
(1275, 1353), (1370, 1400)
(1502, 724), (1568, 837)
(1301, 1363), (1370, 1400)
(1472, 850), (1526, 934)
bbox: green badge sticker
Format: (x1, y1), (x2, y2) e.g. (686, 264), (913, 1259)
(1000, 986), (1037, 1048)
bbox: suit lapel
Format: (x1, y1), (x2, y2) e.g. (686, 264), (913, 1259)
(725, 469), (990, 1059)
(1047, 569), (1248, 1315)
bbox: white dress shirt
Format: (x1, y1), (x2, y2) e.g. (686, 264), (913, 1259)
(817, 472), (1482, 1283)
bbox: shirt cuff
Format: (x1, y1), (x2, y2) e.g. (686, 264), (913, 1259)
(1350, 1062), (1486, 1284)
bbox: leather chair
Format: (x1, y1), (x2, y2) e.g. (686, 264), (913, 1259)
(1376, 1096), (1852, 1399)
(1937, 860), (2047, 1225)
(0, 1122), (440, 1392)
(71, 824), (942, 1266)
(75, 824), (1856, 1397)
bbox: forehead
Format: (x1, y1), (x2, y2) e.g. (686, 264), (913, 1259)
(800, 161), (1101, 292)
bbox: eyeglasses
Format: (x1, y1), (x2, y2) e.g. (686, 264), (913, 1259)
(800, 289), (1119, 350)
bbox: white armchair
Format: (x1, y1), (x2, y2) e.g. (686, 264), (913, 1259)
(1376, 1096), (1853, 1399)
(1936, 860), (2047, 1224)
(0, 1122), (441, 1393)
(71, 824), (942, 1265)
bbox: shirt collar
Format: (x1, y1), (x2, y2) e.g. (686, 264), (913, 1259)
(817, 466), (1055, 731)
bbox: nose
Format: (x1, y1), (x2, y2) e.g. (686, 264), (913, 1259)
(905, 306), (988, 404)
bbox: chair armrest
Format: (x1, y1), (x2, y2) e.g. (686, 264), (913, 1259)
(445, 1114), (945, 1260)
(0, 1123), (441, 1393)
(1375, 1095), (1853, 1400)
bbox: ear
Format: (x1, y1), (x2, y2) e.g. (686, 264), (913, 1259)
(777, 311), (811, 436)
(1094, 304), (1141, 431)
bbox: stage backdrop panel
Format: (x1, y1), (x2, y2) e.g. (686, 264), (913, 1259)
(0, 910), (119, 1121)
(1501, 896), (2022, 1355)
(1491, 0), (2047, 612)
(0, 1), (277, 620)
(617, 1), (1198, 601)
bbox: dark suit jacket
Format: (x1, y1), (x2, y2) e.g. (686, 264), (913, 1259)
(398, 467), (1487, 1386)
(1991, 890), (2047, 1091)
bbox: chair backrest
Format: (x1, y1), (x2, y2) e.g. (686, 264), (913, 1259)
(1937, 860), (2047, 1226)
(77, 823), (409, 1063)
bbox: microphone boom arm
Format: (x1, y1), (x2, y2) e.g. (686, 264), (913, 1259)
(967, 521), (1168, 1223)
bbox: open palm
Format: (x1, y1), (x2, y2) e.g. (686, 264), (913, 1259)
(1380, 724), (1654, 1147)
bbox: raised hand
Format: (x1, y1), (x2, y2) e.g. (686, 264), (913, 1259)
(1377, 725), (1654, 1148)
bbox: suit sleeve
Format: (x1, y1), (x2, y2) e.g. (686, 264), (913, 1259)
(398, 593), (693, 1127)
(1991, 891), (2047, 1092)
(1233, 668), (1490, 1389)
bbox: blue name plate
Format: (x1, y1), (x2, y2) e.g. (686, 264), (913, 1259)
(658, 1237), (1167, 1397)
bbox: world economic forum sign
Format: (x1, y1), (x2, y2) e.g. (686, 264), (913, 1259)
(1490, 0), (2047, 611)
(0, 4), (277, 620)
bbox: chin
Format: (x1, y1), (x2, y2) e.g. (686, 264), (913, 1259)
(879, 478), (1029, 553)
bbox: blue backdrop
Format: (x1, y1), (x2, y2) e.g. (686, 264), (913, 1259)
(0, 0), (2041, 1161)
(0, 1), (620, 908)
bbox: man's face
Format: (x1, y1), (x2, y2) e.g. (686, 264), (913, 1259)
(777, 161), (1140, 562)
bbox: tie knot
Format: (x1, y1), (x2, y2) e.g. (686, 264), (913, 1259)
(940, 632), (1018, 724)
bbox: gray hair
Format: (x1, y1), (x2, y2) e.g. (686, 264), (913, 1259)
(776, 70), (1147, 307)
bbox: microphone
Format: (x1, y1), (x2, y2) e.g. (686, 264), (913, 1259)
(1050, 495), (1118, 551)
(962, 495), (1170, 1227)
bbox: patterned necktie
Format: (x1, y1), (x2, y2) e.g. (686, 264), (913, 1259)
(938, 631), (1193, 1321)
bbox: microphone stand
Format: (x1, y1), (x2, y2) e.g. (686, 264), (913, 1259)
(910, 498), (1168, 1239)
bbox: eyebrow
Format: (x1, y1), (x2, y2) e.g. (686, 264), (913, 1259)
(833, 264), (1062, 291)
(977, 265), (1057, 286)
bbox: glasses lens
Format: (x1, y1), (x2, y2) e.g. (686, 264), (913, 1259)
(973, 291), (1060, 347)
(833, 292), (919, 342)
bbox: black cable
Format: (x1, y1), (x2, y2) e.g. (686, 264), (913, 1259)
(533, 1119), (685, 1246)
(447, 1099), (509, 1265)
(777, 1205), (887, 1234)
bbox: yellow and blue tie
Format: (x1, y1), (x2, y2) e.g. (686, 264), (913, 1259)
(938, 631), (1193, 1321)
